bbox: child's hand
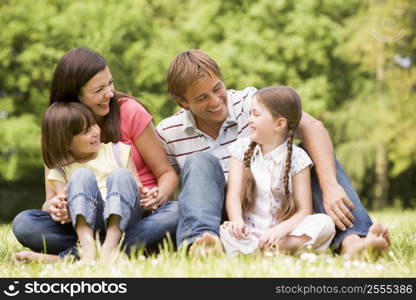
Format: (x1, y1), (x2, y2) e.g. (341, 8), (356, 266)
(140, 186), (166, 211)
(221, 221), (249, 240)
(258, 225), (289, 249)
(48, 187), (71, 224)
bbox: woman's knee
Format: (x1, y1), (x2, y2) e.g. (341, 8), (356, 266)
(12, 210), (35, 239)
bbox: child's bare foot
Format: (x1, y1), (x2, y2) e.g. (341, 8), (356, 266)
(77, 245), (96, 264)
(341, 222), (390, 260)
(100, 245), (119, 262)
(13, 251), (60, 263)
(189, 232), (223, 258)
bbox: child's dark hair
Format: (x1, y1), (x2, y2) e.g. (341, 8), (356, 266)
(242, 86), (302, 221)
(41, 102), (96, 169)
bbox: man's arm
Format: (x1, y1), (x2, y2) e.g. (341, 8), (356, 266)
(296, 111), (355, 231)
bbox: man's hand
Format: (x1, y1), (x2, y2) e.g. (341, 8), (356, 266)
(323, 183), (355, 231)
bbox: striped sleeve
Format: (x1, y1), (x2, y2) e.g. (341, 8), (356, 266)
(156, 122), (180, 174)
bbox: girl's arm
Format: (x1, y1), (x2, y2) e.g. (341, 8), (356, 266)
(46, 176), (70, 224)
(43, 166), (69, 223)
(259, 166), (312, 248)
(42, 166), (56, 211)
(126, 154), (144, 194)
(223, 157), (249, 239)
(134, 123), (179, 204)
(225, 157), (245, 222)
(297, 111), (354, 230)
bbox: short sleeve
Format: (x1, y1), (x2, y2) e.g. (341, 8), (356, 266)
(117, 142), (131, 168)
(119, 98), (152, 141)
(290, 146), (313, 176)
(228, 137), (251, 161)
(155, 123), (180, 174)
(47, 168), (67, 187)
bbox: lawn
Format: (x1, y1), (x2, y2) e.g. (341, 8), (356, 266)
(0, 209), (415, 277)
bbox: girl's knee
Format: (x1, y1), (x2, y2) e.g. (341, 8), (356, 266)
(107, 168), (135, 187)
(69, 168), (96, 185)
(313, 213), (336, 237)
(109, 168), (132, 178)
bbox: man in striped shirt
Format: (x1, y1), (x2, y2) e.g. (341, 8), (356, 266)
(156, 50), (390, 258)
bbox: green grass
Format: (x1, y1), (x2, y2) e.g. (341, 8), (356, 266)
(1, 209), (415, 277)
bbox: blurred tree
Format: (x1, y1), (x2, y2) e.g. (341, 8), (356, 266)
(0, 0), (414, 218)
(331, 0), (415, 208)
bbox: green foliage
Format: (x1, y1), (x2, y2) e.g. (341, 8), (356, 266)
(0, 0), (414, 208)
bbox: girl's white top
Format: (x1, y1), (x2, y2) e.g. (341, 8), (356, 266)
(229, 137), (313, 234)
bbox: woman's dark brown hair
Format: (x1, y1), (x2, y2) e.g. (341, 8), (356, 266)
(49, 47), (144, 143)
(41, 102), (96, 169)
(241, 86), (302, 222)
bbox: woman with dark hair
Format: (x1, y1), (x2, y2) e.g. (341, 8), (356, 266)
(12, 48), (179, 261)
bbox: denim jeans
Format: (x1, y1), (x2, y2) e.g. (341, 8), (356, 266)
(176, 152), (226, 248)
(68, 168), (140, 234)
(176, 152), (372, 250)
(13, 169), (179, 258)
(310, 158), (373, 249)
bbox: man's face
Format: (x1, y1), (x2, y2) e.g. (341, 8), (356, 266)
(179, 73), (228, 130)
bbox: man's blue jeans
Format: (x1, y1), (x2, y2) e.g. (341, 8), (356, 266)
(13, 169), (179, 258)
(176, 152), (372, 250)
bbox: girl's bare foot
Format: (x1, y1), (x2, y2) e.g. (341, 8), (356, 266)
(13, 251), (60, 263)
(100, 245), (119, 262)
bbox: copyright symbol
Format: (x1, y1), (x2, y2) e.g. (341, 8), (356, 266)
(372, 9), (406, 43)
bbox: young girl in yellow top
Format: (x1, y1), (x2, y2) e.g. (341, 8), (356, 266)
(220, 86), (336, 255)
(40, 102), (142, 262)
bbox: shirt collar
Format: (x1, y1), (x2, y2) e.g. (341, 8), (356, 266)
(253, 138), (290, 162)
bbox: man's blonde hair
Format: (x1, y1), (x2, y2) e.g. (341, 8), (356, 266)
(167, 49), (221, 102)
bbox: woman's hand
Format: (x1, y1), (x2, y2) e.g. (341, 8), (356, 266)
(221, 220), (249, 240)
(140, 186), (167, 211)
(258, 225), (290, 250)
(47, 188), (71, 224)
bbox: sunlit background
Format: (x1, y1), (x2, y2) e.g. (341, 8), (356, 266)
(0, 0), (415, 222)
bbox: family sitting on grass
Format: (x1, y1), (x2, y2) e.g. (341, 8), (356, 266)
(12, 48), (391, 263)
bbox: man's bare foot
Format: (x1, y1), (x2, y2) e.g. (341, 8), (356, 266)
(189, 232), (223, 258)
(340, 222), (390, 260)
(13, 251), (61, 263)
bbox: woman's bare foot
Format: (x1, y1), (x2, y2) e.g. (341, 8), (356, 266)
(189, 232), (223, 258)
(13, 251), (61, 263)
(340, 222), (390, 260)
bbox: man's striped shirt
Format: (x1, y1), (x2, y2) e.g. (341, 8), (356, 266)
(156, 87), (257, 180)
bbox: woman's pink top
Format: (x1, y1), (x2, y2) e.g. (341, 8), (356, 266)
(118, 97), (157, 189)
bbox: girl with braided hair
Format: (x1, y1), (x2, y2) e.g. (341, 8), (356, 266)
(220, 86), (336, 255)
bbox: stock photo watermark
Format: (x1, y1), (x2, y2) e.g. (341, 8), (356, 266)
(372, 9), (407, 43)
(2, 280), (127, 297)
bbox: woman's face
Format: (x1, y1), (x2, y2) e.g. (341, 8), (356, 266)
(79, 66), (115, 120)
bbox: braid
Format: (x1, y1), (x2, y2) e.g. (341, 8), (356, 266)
(283, 127), (294, 196)
(241, 141), (257, 212)
(278, 126), (296, 221)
